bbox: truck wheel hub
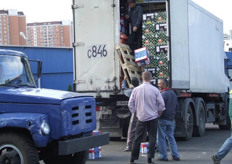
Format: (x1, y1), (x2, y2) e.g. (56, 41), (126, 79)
(0, 145), (24, 164)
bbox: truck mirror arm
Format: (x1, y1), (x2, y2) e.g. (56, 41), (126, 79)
(29, 59), (42, 78)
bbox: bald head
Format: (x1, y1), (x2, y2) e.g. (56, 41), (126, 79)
(142, 71), (152, 82)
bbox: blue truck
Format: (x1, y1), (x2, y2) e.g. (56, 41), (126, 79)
(0, 49), (109, 164)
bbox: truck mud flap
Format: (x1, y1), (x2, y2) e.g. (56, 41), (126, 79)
(58, 132), (110, 155)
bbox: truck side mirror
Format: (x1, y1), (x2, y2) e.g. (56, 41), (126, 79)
(37, 60), (42, 78)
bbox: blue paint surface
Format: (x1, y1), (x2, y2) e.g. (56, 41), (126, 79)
(0, 46), (73, 91)
(226, 52), (232, 67)
(0, 113), (49, 147)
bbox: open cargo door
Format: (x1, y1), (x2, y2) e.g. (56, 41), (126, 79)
(169, 0), (190, 89)
(72, 0), (118, 96)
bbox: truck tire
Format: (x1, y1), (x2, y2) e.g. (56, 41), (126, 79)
(193, 98), (206, 137)
(122, 116), (130, 138)
(43, 150), (88, 164)
(75, 151), (89, 164)
(182, 98), (194, 140)
(0, 132), (39, 164)
(219, 114), (231, 130)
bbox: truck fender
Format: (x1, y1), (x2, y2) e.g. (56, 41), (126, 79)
(0, 113), (49, 147)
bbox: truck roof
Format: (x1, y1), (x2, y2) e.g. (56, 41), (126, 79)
(0, 49), (27, 58)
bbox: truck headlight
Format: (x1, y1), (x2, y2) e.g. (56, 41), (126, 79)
(40, 121), (50, 135)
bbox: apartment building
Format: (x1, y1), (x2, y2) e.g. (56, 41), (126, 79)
(0, 9), (26, 46)
(27, 21), (72, 47)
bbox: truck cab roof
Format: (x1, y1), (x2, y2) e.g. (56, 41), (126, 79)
(0, 49), (27, 58)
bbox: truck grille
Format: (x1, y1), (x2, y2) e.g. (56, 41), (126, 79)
(61, 97), (96, 136)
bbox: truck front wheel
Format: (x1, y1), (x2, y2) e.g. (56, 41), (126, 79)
(0, 132), (39, 164)
(43, 150), (88, 164)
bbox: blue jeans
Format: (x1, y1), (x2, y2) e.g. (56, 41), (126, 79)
(214, 130), (232, 160)
(158, 119), (180, 159)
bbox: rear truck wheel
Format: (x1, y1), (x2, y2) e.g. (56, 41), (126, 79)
(193, 98), (206, 137)
(182, 98), (194, 140)
(219, 95), (231, 130)
(99, 106), (122, 138)
(115, 106), (131, 138)
(121, 116), (131, 138)
(219, 114), (231, 130)
(42, 150), (88, 164)
(0, 132), (39, 164)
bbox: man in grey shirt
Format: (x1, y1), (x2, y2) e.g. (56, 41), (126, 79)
(128, 71), (165, 164)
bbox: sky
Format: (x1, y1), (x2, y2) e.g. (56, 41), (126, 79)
(1, 0), (232, 33)
(0, 0), (72, 23)
(192, 0), (232, 33)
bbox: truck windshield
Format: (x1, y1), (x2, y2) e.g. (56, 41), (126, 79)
(0, 55), (36, 87)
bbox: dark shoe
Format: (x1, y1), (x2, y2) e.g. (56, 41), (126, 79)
(211, 155), (220, 164)
(172, 157), (180, 161)
(158, 157), (168, 161)
(124, 147), (132, 152)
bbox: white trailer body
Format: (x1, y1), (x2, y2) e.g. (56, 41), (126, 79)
(72, 0), (231, 139)
(187, 1), (227, 93)
(73, 0), (228, 96)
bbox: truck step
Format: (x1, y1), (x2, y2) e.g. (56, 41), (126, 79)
(115, 44), (142, 88)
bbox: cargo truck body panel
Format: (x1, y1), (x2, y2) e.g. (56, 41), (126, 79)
(73, 0), (120, 98)
(187, 1), (227, 93)
(73, 0), (231, 138)
(74, 0), (229, 96)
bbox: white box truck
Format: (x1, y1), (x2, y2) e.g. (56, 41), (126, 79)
(72, 0), (230, 140)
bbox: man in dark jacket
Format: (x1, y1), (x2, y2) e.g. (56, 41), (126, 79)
(126, 0), (143, 53)
(157, 79), (181, 161)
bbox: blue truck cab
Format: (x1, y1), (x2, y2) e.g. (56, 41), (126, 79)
(0, 49), (109, 164)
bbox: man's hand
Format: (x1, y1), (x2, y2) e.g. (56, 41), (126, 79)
(158, 111), (163, 117)
(133, 26), (137, 32)
(125, 15), (129, 19)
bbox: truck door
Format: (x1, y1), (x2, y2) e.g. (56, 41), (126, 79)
(72, 0), (118, 95)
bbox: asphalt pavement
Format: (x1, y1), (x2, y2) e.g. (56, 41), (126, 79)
(86, 124), (232, 164)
